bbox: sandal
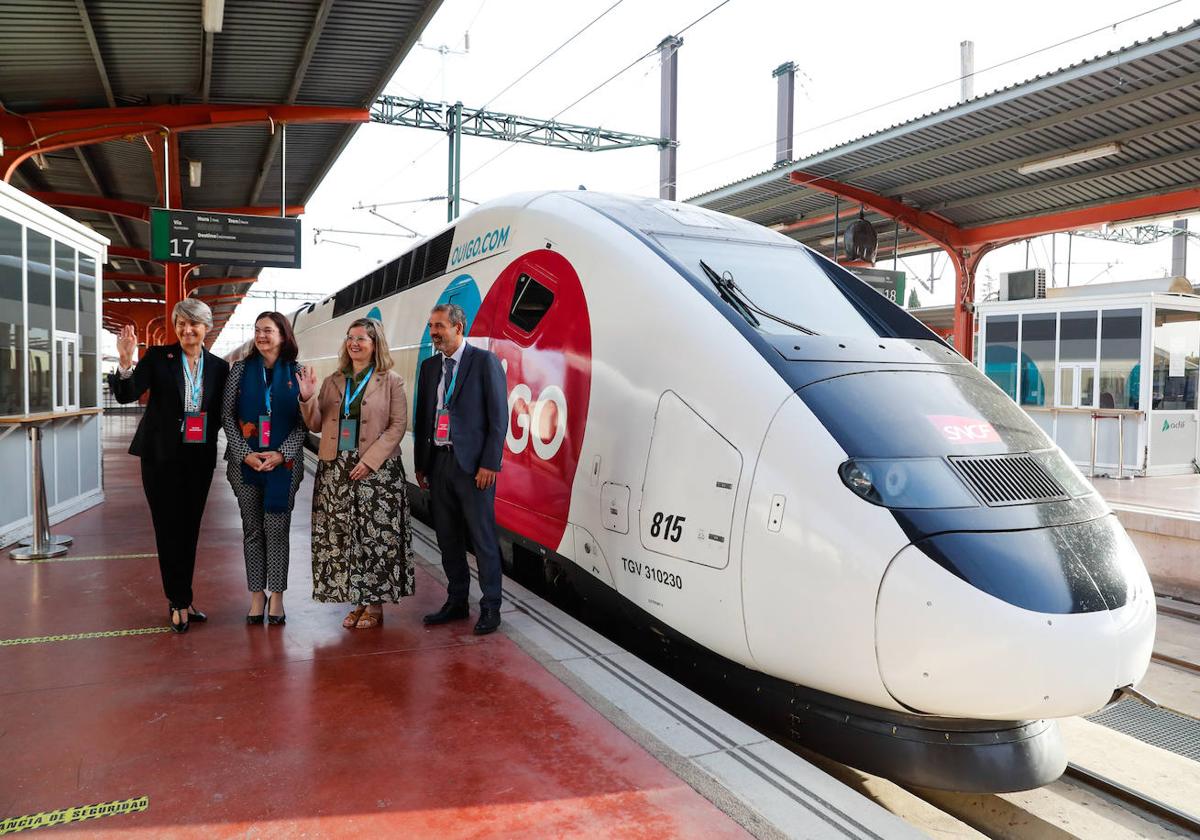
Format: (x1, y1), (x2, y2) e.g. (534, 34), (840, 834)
(355, 608), (383, 629)
(342, 606), (366, 629)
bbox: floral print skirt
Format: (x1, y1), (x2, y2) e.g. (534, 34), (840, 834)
(311, 452), (414, 604)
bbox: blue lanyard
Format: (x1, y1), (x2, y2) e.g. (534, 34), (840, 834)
(182, 352), (204, 406)
(343, 367), (374, 418)
(261, 364), (275, 415)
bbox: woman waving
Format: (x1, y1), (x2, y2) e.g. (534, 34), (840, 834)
(299, 317), (414, 629)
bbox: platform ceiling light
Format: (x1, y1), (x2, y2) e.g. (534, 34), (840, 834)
(1017, 142), (1122, 175)
(188, 160), (202, 188)
(202, 0), (225, 33)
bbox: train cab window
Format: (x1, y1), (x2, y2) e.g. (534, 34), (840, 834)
(655, 234), (880, 339)
(509, 273), (554, 332)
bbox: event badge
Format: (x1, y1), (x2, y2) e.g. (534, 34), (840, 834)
(182, 412), (207, 444)
(434, 409), (452, 444)
(259, 415), (271, 447)
(338, 419), (358, 452)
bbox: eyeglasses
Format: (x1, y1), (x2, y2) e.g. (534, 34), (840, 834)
(345, 335), (373, 345)
(254, 328), (278, 336)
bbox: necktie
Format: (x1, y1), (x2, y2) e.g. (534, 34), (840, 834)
(442, 356), (457, 408)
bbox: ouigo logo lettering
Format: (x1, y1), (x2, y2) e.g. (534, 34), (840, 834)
(471, 250), (592, 550)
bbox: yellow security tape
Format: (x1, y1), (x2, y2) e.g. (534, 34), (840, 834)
(0, 627), (171, 647)
(0, 796), (148, 834)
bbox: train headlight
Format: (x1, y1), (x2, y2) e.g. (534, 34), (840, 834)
(838, 458), (978, 509)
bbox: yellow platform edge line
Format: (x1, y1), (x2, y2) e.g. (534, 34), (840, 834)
(0, 627), (171, 647)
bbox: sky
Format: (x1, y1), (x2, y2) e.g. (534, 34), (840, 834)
(204, 0), (1200, 355)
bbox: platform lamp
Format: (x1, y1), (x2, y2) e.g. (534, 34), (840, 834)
(188, 160), (202, 188)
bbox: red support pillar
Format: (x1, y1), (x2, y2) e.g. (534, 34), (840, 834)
(149, 132), (184, 335)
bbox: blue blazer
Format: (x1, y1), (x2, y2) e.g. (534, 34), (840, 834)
(414, 342), (507, 477)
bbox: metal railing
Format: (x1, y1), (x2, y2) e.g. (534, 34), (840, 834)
(1090, 411), (1136, 480)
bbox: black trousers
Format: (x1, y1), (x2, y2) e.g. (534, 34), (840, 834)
(141, 451), (215, 609)
(429, 447), (503, 609)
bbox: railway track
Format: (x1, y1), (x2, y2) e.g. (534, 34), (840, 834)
(1060, 762), (1200, 837)
(1154, 597), (1200, 675)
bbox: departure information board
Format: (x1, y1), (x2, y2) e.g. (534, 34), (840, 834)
(150, 209), (302, 269)
(850, 267), (907, 306)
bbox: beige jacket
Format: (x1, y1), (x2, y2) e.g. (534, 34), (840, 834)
(301, 368), (408, 471)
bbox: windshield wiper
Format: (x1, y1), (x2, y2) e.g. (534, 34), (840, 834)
(698, 259), (759, 327)
(698, 260), (817, 335)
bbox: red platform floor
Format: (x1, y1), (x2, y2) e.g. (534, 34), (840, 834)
(0, 414), (749, 839)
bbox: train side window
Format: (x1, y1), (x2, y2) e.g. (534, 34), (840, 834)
(396, 252), (413, 290)
(509, 273), (554, 332)
(381, 260), (400, 297)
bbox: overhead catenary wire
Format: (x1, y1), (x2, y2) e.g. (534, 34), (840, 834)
(357, 0), (628, 209)
(480, 0), (629, 110)
(457, 0), (736, 188)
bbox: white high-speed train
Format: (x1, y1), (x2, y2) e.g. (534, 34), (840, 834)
(265, 191), (1155, 792)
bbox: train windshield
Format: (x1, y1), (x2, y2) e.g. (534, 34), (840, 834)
(656, 235), (881, 339)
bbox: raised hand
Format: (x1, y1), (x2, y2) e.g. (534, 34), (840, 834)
(116, 324), (137, 368)
(298, 364), (318, 401)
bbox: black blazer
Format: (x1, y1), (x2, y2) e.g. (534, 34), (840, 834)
(413, 342), (507, 477)
(108, 343), (229, 465)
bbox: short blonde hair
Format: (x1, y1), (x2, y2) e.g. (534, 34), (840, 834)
(338, 317), (394, 373)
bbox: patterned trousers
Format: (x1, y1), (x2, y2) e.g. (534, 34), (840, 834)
(226, 461), (304, 593)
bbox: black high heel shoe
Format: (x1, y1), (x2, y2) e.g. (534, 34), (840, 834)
(266, 593), (285, 626)
(186, 606), (207, 623)
(168, 605), (189, 634)
(247, 593), (265, 625)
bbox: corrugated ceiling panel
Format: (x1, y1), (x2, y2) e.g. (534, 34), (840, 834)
(0, 0), (107, 109)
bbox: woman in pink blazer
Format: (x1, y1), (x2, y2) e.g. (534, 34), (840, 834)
(298, 317), (414, 628)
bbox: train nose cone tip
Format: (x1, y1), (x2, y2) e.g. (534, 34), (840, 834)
(875, 515), (1157, 721)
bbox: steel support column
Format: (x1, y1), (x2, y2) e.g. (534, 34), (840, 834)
(447, 102), (462, 222)
(658, 36), (682, 200)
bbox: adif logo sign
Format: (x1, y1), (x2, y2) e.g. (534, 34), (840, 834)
(927, 414), (1001, 444)
(1162, 419), (1187, 432)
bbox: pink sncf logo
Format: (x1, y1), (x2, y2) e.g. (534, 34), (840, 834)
(471, 250), (592, 550)
(926, 414), (1001, 445)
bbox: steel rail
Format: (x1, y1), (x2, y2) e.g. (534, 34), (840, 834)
(1062, 763), (1200, 835)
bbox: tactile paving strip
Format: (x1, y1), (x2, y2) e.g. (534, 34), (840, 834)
(1087, 699), (1200, 762)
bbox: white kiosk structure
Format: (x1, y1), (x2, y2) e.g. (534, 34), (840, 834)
(977, 277), (1200, 477)
(0, 179), (108, 550)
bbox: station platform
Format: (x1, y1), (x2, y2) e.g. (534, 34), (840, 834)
(1093, 475), (1200, 602)
(0, 414), (917, 839)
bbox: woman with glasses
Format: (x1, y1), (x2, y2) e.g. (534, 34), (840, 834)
(298, 317), (414, 628)
(108, 299), (229, 633)
(222, 312), (306, 626)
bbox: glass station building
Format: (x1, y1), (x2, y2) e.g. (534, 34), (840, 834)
(977, 278), (1200, 476)
(0, 179), (108, 544)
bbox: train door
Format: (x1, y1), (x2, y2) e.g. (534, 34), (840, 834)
(639, 391), (741, 570)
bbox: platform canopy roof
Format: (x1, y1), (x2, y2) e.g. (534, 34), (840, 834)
(0, 0), (443, 341)
(688, 21), (1200, 272)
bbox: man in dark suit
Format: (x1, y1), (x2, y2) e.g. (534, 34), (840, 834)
(414, 303), (508, 635)
(109, 300), (229, 632)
